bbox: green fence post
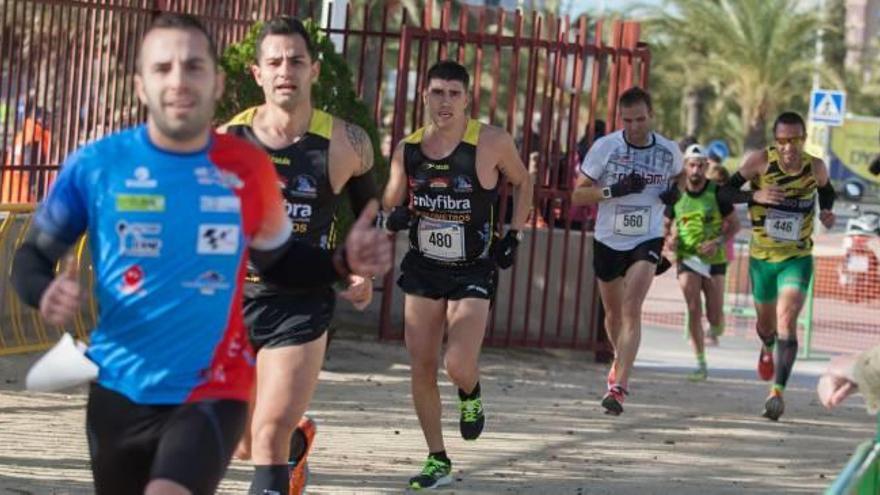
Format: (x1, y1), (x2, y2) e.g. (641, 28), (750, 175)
(799, 273), (815, 359)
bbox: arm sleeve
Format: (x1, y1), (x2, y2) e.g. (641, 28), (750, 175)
(579, 137), (608, 182)
(346, 170), (380, 218)
(716, 194), (735, 217)
(33, 151), (90, 244)
(717, 172), (754, 205)
(11, 226), (75, 308)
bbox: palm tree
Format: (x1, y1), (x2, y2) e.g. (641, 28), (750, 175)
(646, 0), (840, 151)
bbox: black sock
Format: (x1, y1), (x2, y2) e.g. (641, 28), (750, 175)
(429, 450), (450, 463)
(758, 329), (776, 349)
(774, 338), (798, 389)
(289, 427), (307, 465)
(249, 464), (289, 495)
(458, 381), (481, 400)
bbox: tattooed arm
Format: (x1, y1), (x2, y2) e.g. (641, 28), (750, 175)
(332, 120), (379, 217)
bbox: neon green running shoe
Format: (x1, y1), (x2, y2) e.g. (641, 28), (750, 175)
(459, 395), (485, 441)
(687, 365), (708, 382)
(408, 454), (452, 490)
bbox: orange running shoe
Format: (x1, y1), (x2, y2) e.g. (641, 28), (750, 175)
(288, 416), (317, 495)
(757, 345), (774, 381)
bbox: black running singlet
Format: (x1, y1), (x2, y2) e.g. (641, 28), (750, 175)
(225, 107), (340, 250)
(225, 107), (340, 297)
(403, 120), (498, 265)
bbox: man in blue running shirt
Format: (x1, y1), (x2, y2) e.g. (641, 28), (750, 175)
(10, 13), (391, 495)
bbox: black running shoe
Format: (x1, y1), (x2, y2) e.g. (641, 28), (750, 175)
(408, 454), (452, 490)
(762, 389), (785, 421)
(601, 385), (628, 415)
(459, 394), (485, 440)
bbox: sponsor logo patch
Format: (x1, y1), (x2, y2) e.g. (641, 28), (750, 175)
(116, 221), (162, 257)
(182, 270), (231, 295)
(200, 195), (241, 213)
(289, 174), (318, 199)
(453, 175), (473, 193)
(125, 166), (157, 188)
(119, 264), (145, 295)
(116, 194), (165, 212)
(197, 224), (240, 255)
(194, 167), (244, 189)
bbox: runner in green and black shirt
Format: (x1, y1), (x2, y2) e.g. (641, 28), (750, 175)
(665, 144), (739, 381)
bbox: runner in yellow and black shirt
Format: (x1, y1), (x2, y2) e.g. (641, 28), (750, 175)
(219, 16), (379, 495)
(719, 111), (836, 421)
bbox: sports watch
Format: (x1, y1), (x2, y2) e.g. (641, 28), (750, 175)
(601, 187), (613, 199)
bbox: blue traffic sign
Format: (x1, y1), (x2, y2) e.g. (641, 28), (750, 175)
(809, 89), (846, 126)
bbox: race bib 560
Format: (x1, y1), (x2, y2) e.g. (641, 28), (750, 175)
(613, 205), (651, 236)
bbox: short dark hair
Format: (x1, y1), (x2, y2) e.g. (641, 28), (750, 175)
(137, 13), (217, 72)
(426, 60), (470, 88)
(618, 86), (653, 112)
(773, 111), (806, 135)
(255, 16), (316, 62)
(678, 135), (698, 153)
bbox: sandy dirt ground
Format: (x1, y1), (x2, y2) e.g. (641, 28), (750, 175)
(0, 324), (875, 495)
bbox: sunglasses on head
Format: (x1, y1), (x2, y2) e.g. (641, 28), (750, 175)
(775, 136), (805, 146)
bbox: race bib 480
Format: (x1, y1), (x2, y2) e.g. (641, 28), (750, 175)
(417, 217), (465, 261)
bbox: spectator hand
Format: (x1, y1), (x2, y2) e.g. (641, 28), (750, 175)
(817, 354), (858, 409)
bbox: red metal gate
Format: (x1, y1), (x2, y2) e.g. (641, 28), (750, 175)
(0, 0), (648, 351)
(378, 5), (649, 351)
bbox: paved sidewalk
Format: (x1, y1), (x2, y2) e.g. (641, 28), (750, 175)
(0, 325), (873, 494)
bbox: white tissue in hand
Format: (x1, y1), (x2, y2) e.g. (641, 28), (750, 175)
(26, 333), (98, 392)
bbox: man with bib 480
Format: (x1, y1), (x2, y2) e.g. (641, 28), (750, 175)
(719, 111), (835, 421)
(382, 60), (531, 490)
(573, 86), (683, 416)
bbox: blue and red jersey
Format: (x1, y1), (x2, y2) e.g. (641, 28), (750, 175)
(34, 125), (285, 404)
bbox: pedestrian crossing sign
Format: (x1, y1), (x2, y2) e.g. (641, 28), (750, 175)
(809, 89), (846, 126)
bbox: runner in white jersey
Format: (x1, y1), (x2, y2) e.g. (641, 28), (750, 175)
(573, 87), (683, 415)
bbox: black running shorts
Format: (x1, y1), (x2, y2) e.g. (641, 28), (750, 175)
(677, 261), (727, 276)
(397, 251), (496, 300)
(86, 383), (247, 495)
(243, 287), (335, 351)
(593, 237), (664, 282)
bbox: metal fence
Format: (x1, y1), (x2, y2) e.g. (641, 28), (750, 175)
(642, 232), (880, 358)
(0, 0), (649, 353)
